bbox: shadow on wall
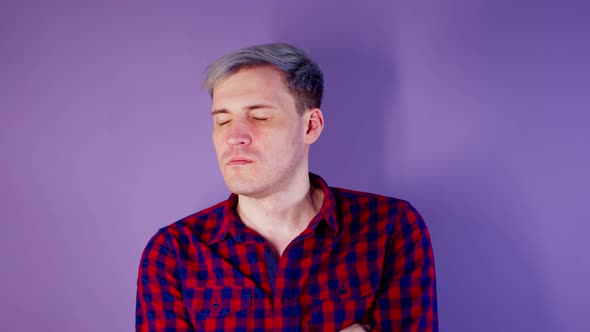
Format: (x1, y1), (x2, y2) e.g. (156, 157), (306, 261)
(269, 1), (399, 195)
(402, 154), (560, 331)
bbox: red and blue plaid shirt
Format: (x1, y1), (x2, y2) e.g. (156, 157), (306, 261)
(136, 173), (438, 331)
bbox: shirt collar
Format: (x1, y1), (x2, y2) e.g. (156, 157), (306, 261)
(205, 172), (339, 245)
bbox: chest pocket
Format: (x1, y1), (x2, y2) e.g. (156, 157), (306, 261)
(308, 269), (380, 331)
(183, 286), (252, 326)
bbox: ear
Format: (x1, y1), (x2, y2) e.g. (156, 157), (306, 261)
(303, 108), (324, 144)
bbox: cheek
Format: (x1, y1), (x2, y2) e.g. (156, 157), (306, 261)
(212, 135), (225, 158)
(274, 131), (304, 157)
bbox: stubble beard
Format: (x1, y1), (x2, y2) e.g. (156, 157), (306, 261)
(222, 153), (304, 199)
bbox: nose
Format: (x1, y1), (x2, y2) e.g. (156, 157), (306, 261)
(226, 120), (252, 146)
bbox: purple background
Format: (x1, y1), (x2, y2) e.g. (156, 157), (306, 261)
(1, 1), (588, 331)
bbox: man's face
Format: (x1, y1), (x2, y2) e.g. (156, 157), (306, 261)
(211, 66), (309, 198)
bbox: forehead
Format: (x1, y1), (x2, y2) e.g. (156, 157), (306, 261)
(211, 66), (293, 109)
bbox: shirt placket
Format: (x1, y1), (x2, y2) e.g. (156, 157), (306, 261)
(275, 232), (315, 332)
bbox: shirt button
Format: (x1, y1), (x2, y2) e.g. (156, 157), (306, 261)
(235, 235), (241, 242)
(339, 288), (348, 295)
(264, 246), (270, 253)
(212, 302), (219, 309)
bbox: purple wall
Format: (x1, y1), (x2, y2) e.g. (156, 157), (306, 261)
(1, 1), (588, 331)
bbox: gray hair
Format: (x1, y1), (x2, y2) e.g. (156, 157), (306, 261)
(204, 43), (324, 113)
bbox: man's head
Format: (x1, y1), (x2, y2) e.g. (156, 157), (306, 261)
(205, 43), (325, 198)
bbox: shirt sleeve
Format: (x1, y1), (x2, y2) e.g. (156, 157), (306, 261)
(136, 229), (194, 331)
(371, 202), (438, 331)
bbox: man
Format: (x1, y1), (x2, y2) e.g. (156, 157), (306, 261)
(136, 43), (438, 331)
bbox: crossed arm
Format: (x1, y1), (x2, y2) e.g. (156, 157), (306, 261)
(369, 202), (438, 331)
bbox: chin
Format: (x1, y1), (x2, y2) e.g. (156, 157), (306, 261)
(221, 166), (281, 197)
(227, 184), (263, 197)
(223, 176), (260, 196)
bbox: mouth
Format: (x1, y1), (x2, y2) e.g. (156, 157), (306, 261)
(226, 158), (253, 166)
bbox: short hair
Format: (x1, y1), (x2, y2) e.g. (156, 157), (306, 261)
(204, 43), (324, 113)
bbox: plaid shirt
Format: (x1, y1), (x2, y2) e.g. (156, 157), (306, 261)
(136, 173), (438, 331)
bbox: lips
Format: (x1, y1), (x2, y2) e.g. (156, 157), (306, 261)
(227, 158), (253, 166)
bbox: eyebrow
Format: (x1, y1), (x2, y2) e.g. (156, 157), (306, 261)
(211, 103), (277, 115)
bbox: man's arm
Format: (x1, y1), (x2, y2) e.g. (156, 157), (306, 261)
(371, 202), (438, 331)
(136, 230), (194, 331)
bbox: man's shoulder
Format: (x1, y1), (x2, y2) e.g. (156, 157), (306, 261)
(329, 186), (428, 235)
(330, 186), (410, 210)
(145, 198), (229, 246)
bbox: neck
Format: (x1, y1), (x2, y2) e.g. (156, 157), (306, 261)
(236, 171), (323, 243)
